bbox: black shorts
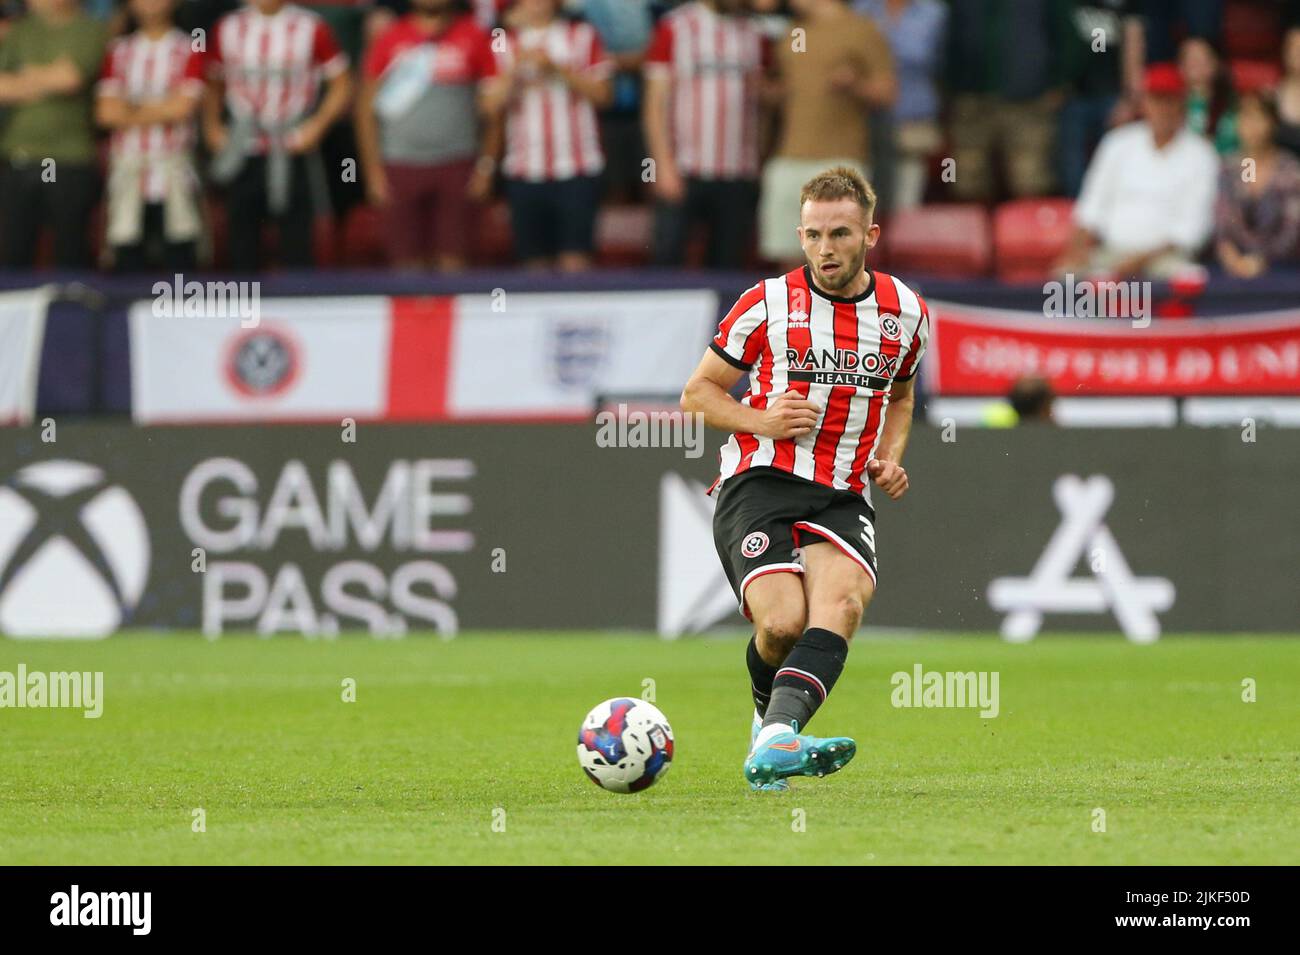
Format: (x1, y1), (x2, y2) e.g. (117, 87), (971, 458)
(712, 467), (878, 618)
(504, 174), (601, 261)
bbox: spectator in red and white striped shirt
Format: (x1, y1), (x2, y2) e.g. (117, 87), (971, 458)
(201, 0), (353, 271)
(642, 0), (767, 269)
(481, 0), (613, 270)
(96, 0), (204, 272)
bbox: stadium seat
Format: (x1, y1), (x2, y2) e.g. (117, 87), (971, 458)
(1222, 0), (1282, 60)
(338, 204), (388, 267)
(473, 200), (515, 265)
(885, 203), (992, 278)
(1230, 59), (1281, 93)
(595, 204), (653, 266)
(205, 196), (229, 270)
(865, 216), (891, 271)
(312, 216), (337, 268)
(89, 200), (105, 269)
(992, 198), (1075, 283)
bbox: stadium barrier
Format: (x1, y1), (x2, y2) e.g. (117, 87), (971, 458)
(13, 269), (1300, 417)
(1, 423), (1296, 640)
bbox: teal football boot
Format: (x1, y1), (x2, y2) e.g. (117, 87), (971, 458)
(748, 712), (790, 792)
(744, 720), (856, 786)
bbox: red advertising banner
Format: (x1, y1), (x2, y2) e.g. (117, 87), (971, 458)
(929, 304), (1300, 396)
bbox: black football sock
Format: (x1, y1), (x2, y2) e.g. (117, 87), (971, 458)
(746, 634), (777, 718)
(762, 628), (848, 732)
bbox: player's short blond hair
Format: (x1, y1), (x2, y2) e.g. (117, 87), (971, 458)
(799, 167), (878, 225)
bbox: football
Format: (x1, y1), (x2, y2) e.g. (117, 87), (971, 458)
(576, 698), (675, 793)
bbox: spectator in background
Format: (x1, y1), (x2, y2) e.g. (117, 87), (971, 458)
(96, 0), (205, 273)
(1215, 89), (1300, 277)
(855, 0), (946, 211)
(1055, 63), (1219, 279)
(576, 0), (652, 204)
(173, 0), (240, 38)
(355, 0), (499, 271)
(0, 1), (24, 45)
(202, 0), (353, 271)
(0, 0), (107, 269)
(1141, 0), (1222, 63)
(760, 0), (895, 268)
(481, 0), (613, 271)
(300, 0), (372, 66)
(945, 0), (1065, 203)
(1009, 376), (1055, 424)
(643, 0), (766, 268)
(983, 375), (1055, 427)
(1180, 34), (1238, 154)
(1277, 26), (1300, 157)
(367, 0), (503, 43)
(1058, 0), (1144, 197)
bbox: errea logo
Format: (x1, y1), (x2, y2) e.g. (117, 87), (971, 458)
(789, 287), (809, 327)
(0, 460), (150, 638)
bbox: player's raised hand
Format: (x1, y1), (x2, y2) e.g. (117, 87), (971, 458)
(867, 458), (909, 500)
(760, 389), (821, 439)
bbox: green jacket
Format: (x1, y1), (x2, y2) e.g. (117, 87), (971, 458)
(0, 13), (109, 164)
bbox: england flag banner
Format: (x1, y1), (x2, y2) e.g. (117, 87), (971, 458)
(443, 290), (719, 419)
(130, 294), (393, 423)
(0, 287), (53, 426)
(129, 289), (719, 422)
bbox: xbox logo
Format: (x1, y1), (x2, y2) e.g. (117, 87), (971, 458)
(0, 460), (150, 639)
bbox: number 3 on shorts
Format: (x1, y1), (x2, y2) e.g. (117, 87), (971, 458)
(859, 514), (876, 553)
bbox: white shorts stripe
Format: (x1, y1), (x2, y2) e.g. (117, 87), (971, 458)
(793, 520), (878, 587)
(738, 562), (803, 616)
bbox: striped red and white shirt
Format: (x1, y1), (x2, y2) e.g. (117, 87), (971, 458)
(97, 30), (205, 202)
(709, 266), (930, 501)
(643, 2), (766, 180)
(497, 20), (612, 182)
(208, 4), (349, 152)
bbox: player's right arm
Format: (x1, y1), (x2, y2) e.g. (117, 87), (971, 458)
(680, 352), (820, 440)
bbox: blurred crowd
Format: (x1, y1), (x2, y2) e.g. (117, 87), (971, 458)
(1, 0), (1300, 278)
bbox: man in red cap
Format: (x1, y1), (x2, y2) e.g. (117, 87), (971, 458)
(1055, 61), (1219, 280)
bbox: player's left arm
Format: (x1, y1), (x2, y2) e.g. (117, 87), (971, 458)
(867, 377), (915, 500)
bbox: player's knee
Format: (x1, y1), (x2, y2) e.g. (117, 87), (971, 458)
(831, 592), (866, 635)
(755, 616), (803, 660)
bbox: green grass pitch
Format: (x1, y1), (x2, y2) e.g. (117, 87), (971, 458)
(1, 633), (1297, 865)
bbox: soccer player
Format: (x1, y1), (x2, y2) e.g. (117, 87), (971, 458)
(680, 166), (929, 791)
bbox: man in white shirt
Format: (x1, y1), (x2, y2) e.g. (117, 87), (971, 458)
(1055, 62), (1219, 279)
